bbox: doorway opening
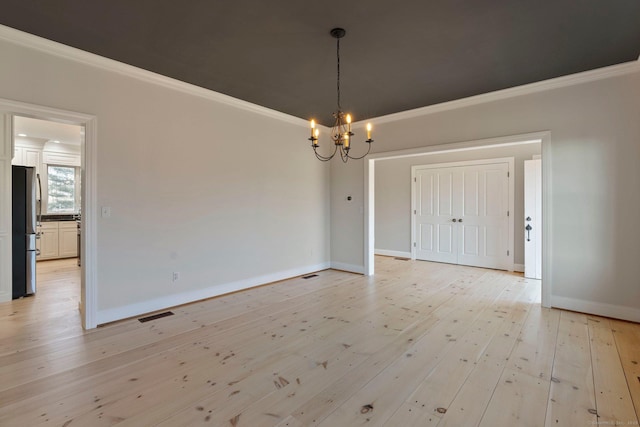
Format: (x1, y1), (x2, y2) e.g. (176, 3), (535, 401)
(364, 131), (551, 307)
(0, 98), (97, 329)
(11, 116), (83, 319)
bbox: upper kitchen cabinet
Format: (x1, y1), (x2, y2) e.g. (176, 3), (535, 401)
(12, 142), (43, 176)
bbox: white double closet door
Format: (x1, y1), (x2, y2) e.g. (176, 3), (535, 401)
(412, 160), (512, 270)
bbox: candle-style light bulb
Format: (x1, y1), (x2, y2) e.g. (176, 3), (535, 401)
(314, 128), (319, 146)
(344, 132), (350, 148)
(366, 123), (372, 140)
(310, 120), (316, 138)
(346, 114), (352, 133)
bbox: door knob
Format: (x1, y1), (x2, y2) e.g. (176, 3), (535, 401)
(452, 218), (457, 222)
(458, 219), (463, 223)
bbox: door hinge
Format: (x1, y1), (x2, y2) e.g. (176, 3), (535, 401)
(414, 209), (417, 214)
(507, 171), (510, 178)
(414, 177), (417, 182)
(507, 250), (510, 256)
(413, 242), (416, 247)
(507, 210), (510, 217)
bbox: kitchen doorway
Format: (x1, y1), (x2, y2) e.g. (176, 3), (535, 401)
(0, 98), (97, 329)
(11, 116), (83, 314)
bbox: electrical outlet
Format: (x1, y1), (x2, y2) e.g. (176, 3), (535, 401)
(172, 272), (180, 282)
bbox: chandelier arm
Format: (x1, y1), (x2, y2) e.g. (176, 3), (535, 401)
(313, 143), (338, 161)
(344, 141), (373, 160)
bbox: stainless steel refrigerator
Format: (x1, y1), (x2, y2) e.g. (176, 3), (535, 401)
(12, 165), (37, 298)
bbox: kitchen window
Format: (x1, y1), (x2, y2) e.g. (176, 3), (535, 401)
(47, 165), (80, 213)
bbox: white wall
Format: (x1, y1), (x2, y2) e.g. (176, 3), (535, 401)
(375, 143), (541, 265)
(0, 31), (330, 322)
(332, 69), (640, 321)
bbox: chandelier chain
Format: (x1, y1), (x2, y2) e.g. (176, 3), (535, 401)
(336, 37), (341, 111)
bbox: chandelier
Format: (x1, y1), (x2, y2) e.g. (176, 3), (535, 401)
(308, 28), (373, 162)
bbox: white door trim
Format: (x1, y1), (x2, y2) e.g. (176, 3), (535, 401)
(410, 157), (515, 270)
(364, 131), (551, 308)
(524, 159), (542, 279)
(0, 98), (98, 329)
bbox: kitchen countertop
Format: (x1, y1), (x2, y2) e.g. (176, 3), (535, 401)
(40, 214), (79, 222)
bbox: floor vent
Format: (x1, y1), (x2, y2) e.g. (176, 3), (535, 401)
(302, 274), (319, 279)
(138, 311), (174, 323)
(394, 257), (410, 261)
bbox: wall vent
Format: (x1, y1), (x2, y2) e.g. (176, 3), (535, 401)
(302, 274), (319, 279)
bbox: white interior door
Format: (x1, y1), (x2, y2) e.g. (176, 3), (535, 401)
(457, 163), (510, 269)
(414, 167), (460, 264)
(524, 159), (542, 279)
(414, 161), (510, 270)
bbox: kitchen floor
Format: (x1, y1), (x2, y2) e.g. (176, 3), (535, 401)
(0, 258), (82, 345)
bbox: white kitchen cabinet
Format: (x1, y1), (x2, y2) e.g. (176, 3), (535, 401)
(58, 222), (78, 258)
(37, 222), (59, 260)
(12, 146), (42, 175)
(36, 221), (78, 260)
(12, 146), (25, 165)
(24, 148), (42, 176)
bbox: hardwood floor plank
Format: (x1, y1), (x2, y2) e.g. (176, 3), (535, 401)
(477, 304), (560, 427)
(479, 368), (550, 427)
(545, 310), (597, 426)
(384, 403), (439, 427)
(504, 302), (561, 381)
(612, 319), (640, 421)
(589, 317), (639, 425)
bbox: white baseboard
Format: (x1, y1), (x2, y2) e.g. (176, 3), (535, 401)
(551, 295), (640, 323)
(375, 249), (412, 258)
(330, 262), (365, 275)
(513, 264), (525, 273)
(96, 262), (331, 325)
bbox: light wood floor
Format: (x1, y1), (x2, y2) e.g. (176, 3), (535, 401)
(1, 257), (638, 426)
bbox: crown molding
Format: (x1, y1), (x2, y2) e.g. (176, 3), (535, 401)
(368, 59), (640, 125)
(0, 24), (309, 127)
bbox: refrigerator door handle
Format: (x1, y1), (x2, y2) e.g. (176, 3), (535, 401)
(36, 173), (42, 225)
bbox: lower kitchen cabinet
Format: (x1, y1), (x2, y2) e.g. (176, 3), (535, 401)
(58, 222), (79, 258)
(37, 221), (78, 260)
(37, 222), (59, 260)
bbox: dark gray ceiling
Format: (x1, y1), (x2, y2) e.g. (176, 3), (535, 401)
(1, 1), (639, 125)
